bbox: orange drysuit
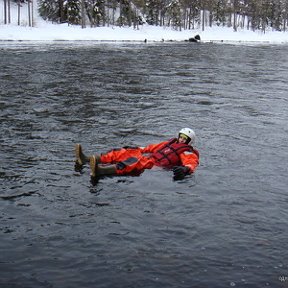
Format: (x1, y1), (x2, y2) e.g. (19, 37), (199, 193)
(99, 138), (200, 176)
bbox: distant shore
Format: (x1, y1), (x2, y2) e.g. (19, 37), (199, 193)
(1, 22), (288, 44)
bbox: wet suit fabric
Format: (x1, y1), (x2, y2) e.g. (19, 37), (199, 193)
(100, 138), (200, 176)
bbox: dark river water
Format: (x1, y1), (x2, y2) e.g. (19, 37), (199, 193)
(1, 41), (288, 288)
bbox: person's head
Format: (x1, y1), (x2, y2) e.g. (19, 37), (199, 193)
(178, 128), (196, 145)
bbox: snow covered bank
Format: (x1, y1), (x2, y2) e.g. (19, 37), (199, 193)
(1, 21), (288, 44)
(1, 22), (288, 44)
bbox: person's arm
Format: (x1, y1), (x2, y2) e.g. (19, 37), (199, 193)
(173, 150), (200, 180)
(180, 150), (199, 173)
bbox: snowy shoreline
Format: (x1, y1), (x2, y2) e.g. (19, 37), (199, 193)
(1, 24), (288, 45)
(0, 38), (274, 45)
(0, 21), (288, 45)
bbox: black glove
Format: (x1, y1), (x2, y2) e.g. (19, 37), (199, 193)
(173, 166), (190, 180)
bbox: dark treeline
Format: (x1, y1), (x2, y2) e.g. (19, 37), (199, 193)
(2, 0), (288, 32)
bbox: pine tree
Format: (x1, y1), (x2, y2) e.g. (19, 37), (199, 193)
(39, 0), (60, 22)
(271, 0), (282, 31)
(214, 0), (227, 27)
(166, 0), (181, 29)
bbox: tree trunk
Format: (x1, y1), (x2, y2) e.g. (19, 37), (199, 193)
(32, 0), (34, 27)
(202, 9), (205, 31)
(233, 12), (237, 31)
(233, 0), (237, 31)
(129, 0), (132, 27)
(17, 0), (20, 25)
(8, 0), (11, 23)
(81, 0), (86, 28)
(112, 6), (115, 26)
(59, 0), (65, 23)
(4, 0), (7, 24)
(28, 0), (31, 27)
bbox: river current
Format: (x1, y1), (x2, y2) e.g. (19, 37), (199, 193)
(0, 42), (288, 288)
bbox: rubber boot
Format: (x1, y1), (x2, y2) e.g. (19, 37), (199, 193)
(90, 155), (117, 178)
(90, 155), (98, 178)
(75, 144), (89, 166)
(97, 165), (117, 176)
(75, 144), (101, 166)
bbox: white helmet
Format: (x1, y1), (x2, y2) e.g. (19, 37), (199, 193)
(178, 128), (196, 145)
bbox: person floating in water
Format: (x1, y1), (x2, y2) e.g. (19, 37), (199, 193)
(75, 128), (199, 181)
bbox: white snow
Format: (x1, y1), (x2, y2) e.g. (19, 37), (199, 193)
(1, 1), (288, 44)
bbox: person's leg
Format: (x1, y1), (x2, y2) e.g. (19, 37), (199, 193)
(90, 155), (154, 178)
(90, 155), (117, 178)
(100, 148), (142, 164)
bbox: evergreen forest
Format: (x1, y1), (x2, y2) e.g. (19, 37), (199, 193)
(2, 0), (288, 32)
